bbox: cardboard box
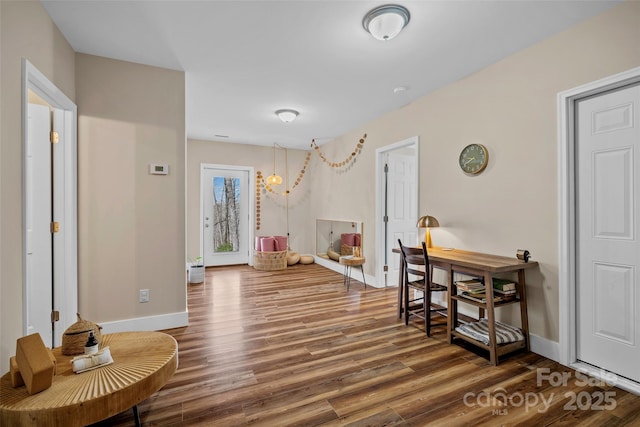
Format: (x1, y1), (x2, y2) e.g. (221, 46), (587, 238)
(15, 333), (54, 395)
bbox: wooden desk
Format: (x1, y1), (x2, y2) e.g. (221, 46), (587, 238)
(393, 246), (538, 365)
(0, 331), (178, 426)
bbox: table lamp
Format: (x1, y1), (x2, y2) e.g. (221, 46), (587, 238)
(416, 215), (440, 248)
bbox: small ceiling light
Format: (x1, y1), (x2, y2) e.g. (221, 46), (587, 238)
(275, 109), (299, 123)
(363, 4), (410, 41)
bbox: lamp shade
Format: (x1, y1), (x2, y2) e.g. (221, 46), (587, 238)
(417, 215), (439, 248)
(416, 215), (439, 228)
(275, 109), (299, 123)
(363, 4), (410, 41)
(267, 174), (282, 185)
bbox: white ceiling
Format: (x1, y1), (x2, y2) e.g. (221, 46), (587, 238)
(41, 0), (618, 149)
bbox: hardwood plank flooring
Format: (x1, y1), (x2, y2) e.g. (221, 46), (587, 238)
(92, 263), (640, 426)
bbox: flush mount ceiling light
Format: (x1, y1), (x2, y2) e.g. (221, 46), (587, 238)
(275, 109), (299, 123)
(363, 4), (410, 41)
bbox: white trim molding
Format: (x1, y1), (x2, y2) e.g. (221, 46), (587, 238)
(22, 59), (78, 347)
(99, 311), (189, 334)
(557, 66), (640, 395)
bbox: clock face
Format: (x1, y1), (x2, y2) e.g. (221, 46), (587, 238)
(459, 144), (488, 175)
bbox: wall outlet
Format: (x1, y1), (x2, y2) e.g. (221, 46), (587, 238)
(139, 289), (150, 303)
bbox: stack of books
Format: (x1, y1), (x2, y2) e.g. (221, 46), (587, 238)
(455, 279), (495, 303)
(455, 277), (518, 303)
(455, 279), (485, 294)
(459, 292), (505, 303)
(492, 278), (517, 300)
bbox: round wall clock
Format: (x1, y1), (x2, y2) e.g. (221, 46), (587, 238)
(459, 143), (489, 175)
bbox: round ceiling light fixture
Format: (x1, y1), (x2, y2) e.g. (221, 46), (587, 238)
(275, 109), (299, 123)
(363, 4), (410, 41)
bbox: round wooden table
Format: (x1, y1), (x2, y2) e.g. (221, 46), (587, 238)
(0, 331), (178, 426)
(339, 255), (366, 291)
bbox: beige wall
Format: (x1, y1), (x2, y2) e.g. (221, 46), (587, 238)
(187, 2), (640, 345)
(0, 0), (76, 371)
(75, 54), (186, 323)
(2, 0), (638, 372)
(310, 1), (640, 342)
(186, 140), (312, 259)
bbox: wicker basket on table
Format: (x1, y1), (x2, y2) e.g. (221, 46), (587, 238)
(62, 313), (103, 355)
(341, 244), (358, 256)
(254, 250), (287, 271)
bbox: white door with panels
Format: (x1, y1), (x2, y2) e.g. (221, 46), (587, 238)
(384, 147), (418, 286)
(26, 103), (54, 346)
(576, 83), (640, 383)
(23, 61), (78, 349)
(202, 166), (250, 266)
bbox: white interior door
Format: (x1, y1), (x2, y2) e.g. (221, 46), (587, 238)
(386, 150), (418, 286)
(202, 165), (250, 266)
(26, 103), (53, 346)
(576, 83), (640, 383)
(23, 61), (78, 349)
(376, 137), (419, 287)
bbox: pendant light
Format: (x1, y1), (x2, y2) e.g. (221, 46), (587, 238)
(267, 143), (282, 185)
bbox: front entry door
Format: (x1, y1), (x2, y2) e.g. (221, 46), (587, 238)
(202, 166), (250, 266)
(576, 83), (640, 383)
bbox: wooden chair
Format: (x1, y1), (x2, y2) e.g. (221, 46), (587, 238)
(398, 240), (447, 336)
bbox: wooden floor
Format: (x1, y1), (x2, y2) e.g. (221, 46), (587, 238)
(93, 263), (640, 426)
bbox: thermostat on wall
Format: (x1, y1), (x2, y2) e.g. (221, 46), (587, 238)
(149, 164), (169, 175)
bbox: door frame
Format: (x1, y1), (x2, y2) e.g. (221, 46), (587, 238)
(558, 65), (640, 394)
(22, 59), (78, 346)
(199, 164), (254, 266)
(375, 136), (419, 288)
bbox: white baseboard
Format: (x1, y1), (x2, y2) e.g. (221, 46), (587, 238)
(529, 333), (560, 362)
(99, 311), (189, 334)
(519, 335), (640, 395)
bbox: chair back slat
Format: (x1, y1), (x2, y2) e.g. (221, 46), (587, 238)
(398, 239), (429, 284)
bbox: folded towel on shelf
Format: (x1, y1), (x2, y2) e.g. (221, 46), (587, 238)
(455, 319), (524, 345)
(72, 347), (114, 373)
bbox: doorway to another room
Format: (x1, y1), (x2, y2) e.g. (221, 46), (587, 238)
(22, 60), (78, 348)
(559, 66), (640, 394)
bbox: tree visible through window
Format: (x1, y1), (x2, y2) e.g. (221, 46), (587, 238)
(212, 177), (240, 253)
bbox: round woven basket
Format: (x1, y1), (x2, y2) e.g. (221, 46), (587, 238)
(62, 313), (103, 355)
(254, 250), (287, 271)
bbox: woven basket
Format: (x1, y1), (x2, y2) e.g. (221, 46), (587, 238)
(254, 250), (287, 271)
(62, 313), (103, 356)
(341, 244), (358, 256)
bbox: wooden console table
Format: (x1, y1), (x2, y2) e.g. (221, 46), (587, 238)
(394, 246), (538, 365)
(0, 331), (178, 426)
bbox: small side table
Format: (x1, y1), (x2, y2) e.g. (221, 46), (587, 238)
(339, 256), (366, 291)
